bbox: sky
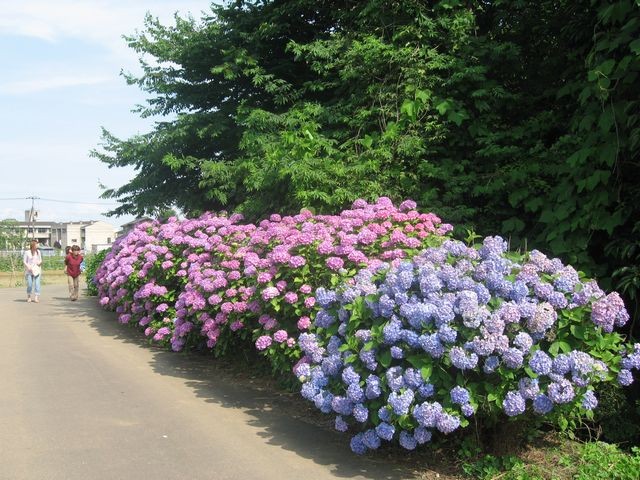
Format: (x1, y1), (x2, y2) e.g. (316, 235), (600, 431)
(0, 0), (216, 229)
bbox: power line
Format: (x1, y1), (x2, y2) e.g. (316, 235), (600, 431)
(0, 196), (120, 206)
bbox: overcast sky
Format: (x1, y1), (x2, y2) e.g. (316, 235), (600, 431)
(0, 0), (214, 228)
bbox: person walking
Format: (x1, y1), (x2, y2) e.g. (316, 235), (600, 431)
(64, 245), (83, 301)
(23, 240), (42, 303)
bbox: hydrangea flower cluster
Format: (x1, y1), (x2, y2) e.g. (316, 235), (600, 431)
(296, 236), (638, 454)
(94, 198), (452, 369)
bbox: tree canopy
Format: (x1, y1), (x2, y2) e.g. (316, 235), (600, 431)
(93, 0), (640, 320)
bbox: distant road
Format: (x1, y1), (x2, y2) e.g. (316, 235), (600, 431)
(0, 285), (416, 480)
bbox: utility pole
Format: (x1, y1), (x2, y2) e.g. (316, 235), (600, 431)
(27, 196), (39, 241)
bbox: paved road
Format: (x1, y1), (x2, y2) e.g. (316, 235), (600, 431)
(0, 285), (417, 480)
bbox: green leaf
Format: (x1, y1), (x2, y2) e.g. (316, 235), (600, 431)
(379, 350), (392, 369)
(420, 364), (433, 381)
(436, 99), (451, 115)
(597, 59), (616, 76)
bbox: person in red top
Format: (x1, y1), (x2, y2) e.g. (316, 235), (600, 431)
(64, 245), (83, 301)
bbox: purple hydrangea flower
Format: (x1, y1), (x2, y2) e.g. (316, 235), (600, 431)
(591, 292), (629, 333)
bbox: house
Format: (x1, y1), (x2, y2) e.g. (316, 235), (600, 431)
(119, 217), (154, 236)
(7, 211), (118, 252)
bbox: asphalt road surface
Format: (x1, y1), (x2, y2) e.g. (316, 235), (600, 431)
(0, 285), (418, 480)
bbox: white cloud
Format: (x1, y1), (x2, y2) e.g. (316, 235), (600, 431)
(0, 74), (110, 95)
(0, 1), (210, 49)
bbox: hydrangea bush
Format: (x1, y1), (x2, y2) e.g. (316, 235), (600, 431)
(294, 236), (640, 454)
(94, 198), (452, 372)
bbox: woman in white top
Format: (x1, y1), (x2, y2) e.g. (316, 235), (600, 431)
(23, 240), (42, 303)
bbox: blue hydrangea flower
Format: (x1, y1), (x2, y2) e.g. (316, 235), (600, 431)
(618, 369), (633, 386)
(533, 394), (553, 414)
(438, 325), (458, 344)
(401, 329), (420, 348)
(353, 403), (369, 423)
(449, 346), (479, 370)
(321, 354), (343, 376)
(390, 346), (404, 359)
(414, 426), (432, 444)
(310, 367), (329, 387)
(315, 287), (337, 307)
(450, 386), (470, 405)
(403, 368), (423, 389)
(315, 310), (336, 328)
(483, 356), (500, 374)
(461, 403), (475, 417)
(379, 294), (396, 318)
(513, 332), (533, 353)
(435, 412), (461, 434)
(375, 422), (395, 441)
(350, 433), (367, 455)
(581, 390), (598, 410)
(301, 382), (318, 401)
(529, 350), (553, 376)
(389, 389), (414, 416)
(341, 366), (360, 385)
(334, 415), (348, 432)
(420, 333), (445, 358)
(386, 366), (405, 391)
(552, 354), (571, 375)
(378, 406), (392, 422)
(314, 391), (334, 413)
(346, 383), (365, 403)
(365, 375), (382, 400)
(418, 383), (435, 398)
(331, 396), (354, 415)
(359, 349), (378, 371)
(326, 335), (343, 355)
(518, 377), (540, 400)
(502, 348), (524, 369)
(399, 430), (417, 450)
(382, 318), (402, 344)
(503, 391), (526, 416)
(413, 401), (443, 428)
(548, 379), (575, 404)
(362, 429), (381, 449)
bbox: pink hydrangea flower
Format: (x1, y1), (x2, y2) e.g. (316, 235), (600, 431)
(273, 330), (288, 343)
(255, 335), (272, 351)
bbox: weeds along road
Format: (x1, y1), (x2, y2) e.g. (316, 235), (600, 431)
(0, 285), (417, 480)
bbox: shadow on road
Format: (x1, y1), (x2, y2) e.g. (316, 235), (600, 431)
(48, 291), (452, 480)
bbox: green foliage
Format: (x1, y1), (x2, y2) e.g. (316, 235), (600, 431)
(569, 443), (640, 480)
(84, 250), (110, 296)
(0, 220), (27, 275)
(461, 441), (640, 480)
(592, 383), (640, 445)
(95, 0), (640, 334)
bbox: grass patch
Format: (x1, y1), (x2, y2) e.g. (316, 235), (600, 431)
(458, 435), (640, 479)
